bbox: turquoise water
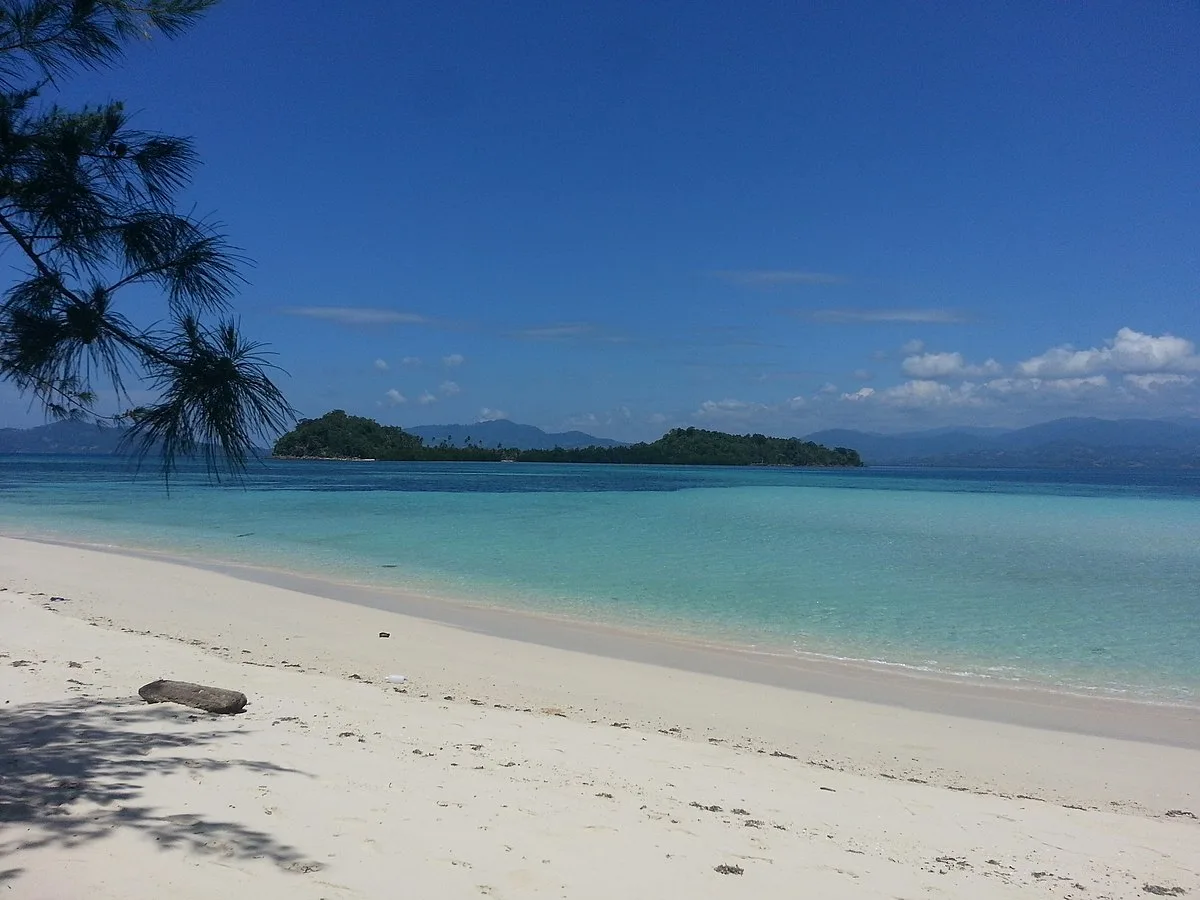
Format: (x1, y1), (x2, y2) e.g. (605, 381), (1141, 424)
(2, 455), (1199, 702)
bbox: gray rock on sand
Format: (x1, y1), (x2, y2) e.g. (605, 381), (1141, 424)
(138, 679), (248, 714)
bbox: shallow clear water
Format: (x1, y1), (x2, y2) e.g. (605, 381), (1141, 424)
(2, 456), (1199, 702)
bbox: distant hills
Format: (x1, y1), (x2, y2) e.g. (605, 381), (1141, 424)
(0, 419), (129, 455)
(0, 417), (622, 456)
(0, 419), (243, 458)
(407, 419), (624, 450)
(274, 412), (862, 467)
(804, 417), (1200, 468)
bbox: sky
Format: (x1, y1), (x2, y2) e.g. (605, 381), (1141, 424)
(2, 0), (1199, 439)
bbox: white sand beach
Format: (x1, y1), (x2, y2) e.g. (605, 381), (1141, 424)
(1, 535), (1198, 899)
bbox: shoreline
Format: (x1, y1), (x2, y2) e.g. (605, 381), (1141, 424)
(4, 534), (1199, 897)
(3, 470), (1195, 708)
(8, 530), (1200, 749)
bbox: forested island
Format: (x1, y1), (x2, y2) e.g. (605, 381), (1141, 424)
(273, 411), (863, 467)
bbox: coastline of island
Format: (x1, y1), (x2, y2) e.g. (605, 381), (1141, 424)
(271, 410), (864, 467)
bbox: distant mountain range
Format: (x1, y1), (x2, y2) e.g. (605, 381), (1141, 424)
(0, 419), (130, 455)
(0, 419), (243, 457)
(804, 417), (1200, 468)
(0, 417), (622, 456)
(406, 419), (624, 450)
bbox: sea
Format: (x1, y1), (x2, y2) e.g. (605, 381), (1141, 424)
(1, 455), (1198, 705)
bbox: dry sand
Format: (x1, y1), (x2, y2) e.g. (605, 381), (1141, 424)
(1, 535), (1197, 899)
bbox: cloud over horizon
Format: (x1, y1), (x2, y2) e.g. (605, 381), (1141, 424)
(805, 308), (970, 324)
(673, 327), (1200, 437)
(902, 351), (1002, 379)
(280, 306), (430, 326)
(507, 322), (630, 343)
(1016, 328), (1200, 378)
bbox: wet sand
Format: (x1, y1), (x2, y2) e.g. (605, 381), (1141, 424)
(2, 535), (1197, 899)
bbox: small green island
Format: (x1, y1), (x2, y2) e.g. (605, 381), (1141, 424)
(273, 410), (863, 467)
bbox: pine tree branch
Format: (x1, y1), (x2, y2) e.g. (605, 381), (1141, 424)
(0, 1), (221, 83)
(1, 1), (293, 479)
(0, 207), (85, 303)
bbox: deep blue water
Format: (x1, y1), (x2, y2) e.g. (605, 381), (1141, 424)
(2, 455), (1199, 702)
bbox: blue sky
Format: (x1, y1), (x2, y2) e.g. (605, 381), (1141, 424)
(3, 0), (1199, 438)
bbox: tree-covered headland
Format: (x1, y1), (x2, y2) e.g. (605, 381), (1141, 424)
(273, 411), (863, 468)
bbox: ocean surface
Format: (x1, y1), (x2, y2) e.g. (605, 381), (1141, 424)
(2, 455), (1199, 704)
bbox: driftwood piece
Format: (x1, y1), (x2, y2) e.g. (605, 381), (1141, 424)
(138, 679), (247, 714)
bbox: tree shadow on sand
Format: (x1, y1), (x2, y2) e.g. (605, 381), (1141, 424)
(0, 696), (319, 871)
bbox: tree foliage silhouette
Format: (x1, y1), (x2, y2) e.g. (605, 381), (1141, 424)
(0, 1), (292, 476)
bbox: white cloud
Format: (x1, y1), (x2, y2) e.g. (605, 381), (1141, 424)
(508, 322), (631, 343)
(439, 380), (461, 396)
(280, 307), (428, 326)
(703, 400), (753, 412)
(902, 352), (960, 378)
(442, 353), (465, 367)
(561, 406), (641, 435)
(828, 329), (1199, 419)
(693, 399), (772, 423)
(880, 380), (981, 407)
(384, 389), (406, 406)
(1123, 373), (1195, 391)
(605, 326), (1200, 432)
(902, 351), (1002, 379)
(417, 391), (437, 405)
(982, 376), (1109, 397)
(836, 377), (1112, 411)
(373, 358), (389, 372)
(477, 407), (508, 421)
(510, 323), (595, 340)
(402, 356), (422, 367)
(900, 339), (925, 355)
(1047, 376), (1110, 392)
(809, 308), (968, 324)
(1017, 328), (1200, 378)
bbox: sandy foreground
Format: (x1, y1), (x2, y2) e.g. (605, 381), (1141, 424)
(1, 536), (1198, 899)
